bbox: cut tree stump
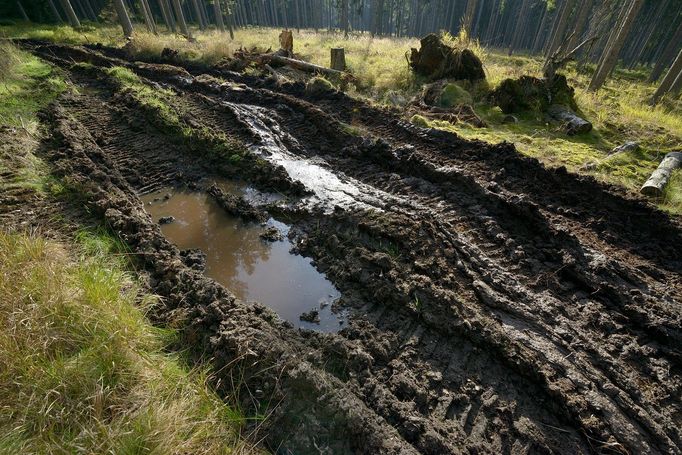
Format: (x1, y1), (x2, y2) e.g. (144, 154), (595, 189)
(279, 30), (293, 56)
(547, 104), (592, 135)
(640, 152), (682, 197)
(331, 48), (346, 71)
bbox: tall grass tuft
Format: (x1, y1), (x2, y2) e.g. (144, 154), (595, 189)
(0, 231), (254, 454)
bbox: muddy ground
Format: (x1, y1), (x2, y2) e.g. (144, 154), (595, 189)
(4, 41), (681, 454)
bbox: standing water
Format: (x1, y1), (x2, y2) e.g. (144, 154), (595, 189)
(141, 188), (343, 332)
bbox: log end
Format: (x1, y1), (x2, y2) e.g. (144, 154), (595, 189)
(640, 184), (663, 198)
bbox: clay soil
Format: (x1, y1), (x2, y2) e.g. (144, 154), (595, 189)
(5, 41), (681, 454)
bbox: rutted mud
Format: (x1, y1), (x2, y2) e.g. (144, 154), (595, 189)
(14, 41), (682, 454)
(142, 188), (344, 331)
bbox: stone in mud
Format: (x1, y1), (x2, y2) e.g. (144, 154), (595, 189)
(300, 309), (320, 323)
(180, 248), (207, 271)
(260, 226), (283, 242)
(409, 34), (485, 81)
(158, 215), (175, 225)
(206, 184), (267, 222)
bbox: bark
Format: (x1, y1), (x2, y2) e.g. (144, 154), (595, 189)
(81, 0), (98, 22)
(330, 47), (346, 70)
(140, 0), (157, 33)
(171, 0), (192, 38)
(158, 0), (176, 32)
(462, 0), (478, 36)
(546, 0), (576, 57)
(640, 152), (682, 197)
(213, 0), (225, 31)
(266, 54), (345, 77)
(59, 0), (81, 27)
(112, 0), (134, 38)
(547, 104), (592, 135)
(566, 0), (593, 52)
(16, 1), (29, 21)
(341, 0), (349, 38)
(588, 0), (644, 92)
(508, 0), (531, 55)
(191, 0), (206, 29)
(650, 47), (682, 104)
(648, 21), (682, 83)
(47, 0), (63, 22)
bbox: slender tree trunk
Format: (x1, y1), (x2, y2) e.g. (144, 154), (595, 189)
(140, 0), (157, 33)
(651, 47), (682, 104)
(171, 0), (191, 37)
(508, 0), (530, 55)
(82, 0), (98, 22)
(546, 0), (576, 57)
(158, 0), (176, 32)
(566, 0), (593, 52)
(462, 0), (477, 36)
(649, 22), (682, 82)
(59, 0), (81, 26)
(48, 0), (63, 22)
(16, 1), (29, 20)
(112, 0), (134, 38)
(340, 0), (349, 37)
(213, 0), (225, 30)
(589, 0), (645, 91)
(191, 0), (205, 29)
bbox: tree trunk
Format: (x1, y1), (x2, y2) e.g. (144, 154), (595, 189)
(462, 0), (478, 36)
(191, 0), (205, 29)
(59, 0), (81, 27)
(81, 0), (98, 22)
(341, 0), (349, 38)
(112, 0), (134, 38)
(330, 47), (346, 70)
(566, 0), (593, 52)
(588, 0), (644, 92)
(47, 0), (63, 22)
(546, 0), (576, 57)
(648, 22), (682, 83)
(140, 0), (157, 33)
(158, 0), (176, 32)
(171, 0), (191, 38)
(650, 47), (682, 104)
(213, 0), (225, 31)
(508, 0), (531, 55)
(640, 152), (682, 197)
(16, 1), (29, 21)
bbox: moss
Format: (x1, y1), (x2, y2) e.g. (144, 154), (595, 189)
(438, 83), (473, 107)
(305, 76), (335, 96)
(410, 114), (430, 128)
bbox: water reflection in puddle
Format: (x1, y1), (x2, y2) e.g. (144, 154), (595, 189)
(141, 188), (344, 332)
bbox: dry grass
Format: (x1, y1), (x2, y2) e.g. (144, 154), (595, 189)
(0, 230), (253, 454)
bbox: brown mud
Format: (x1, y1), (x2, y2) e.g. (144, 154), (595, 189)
(8, 40), (682, 454)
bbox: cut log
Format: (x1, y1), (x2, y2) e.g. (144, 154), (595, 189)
(331, 48), (346, 71)
(609, 141), (639, 155)
(547, 104), (592, 135)
(264, 54), (345, 77)
(640, 152), (682, 197)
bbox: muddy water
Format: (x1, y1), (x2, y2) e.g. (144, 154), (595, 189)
(142, 189), (343, 331)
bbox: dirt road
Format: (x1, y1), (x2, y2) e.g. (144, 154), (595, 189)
(9, 41), (681, 454)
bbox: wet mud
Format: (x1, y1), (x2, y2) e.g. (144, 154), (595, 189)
(11, 41), (682, 454)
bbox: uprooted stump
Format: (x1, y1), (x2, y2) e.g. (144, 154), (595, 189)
(409, 33), (485, 81)
(488, 74), (578, 114)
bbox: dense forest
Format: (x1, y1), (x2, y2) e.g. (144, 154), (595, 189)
(6, 1), (682, 86)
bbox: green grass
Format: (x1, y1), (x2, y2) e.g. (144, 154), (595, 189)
(0, 230), (251, 454)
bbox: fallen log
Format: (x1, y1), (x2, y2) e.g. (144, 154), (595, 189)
(547, 104), (592, 135)
(640, 152), (682, 197)
(263, 54), (346, 78)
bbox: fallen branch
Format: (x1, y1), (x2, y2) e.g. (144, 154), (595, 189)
(640, 152), (682, 197)
(263, 54), (346, 78)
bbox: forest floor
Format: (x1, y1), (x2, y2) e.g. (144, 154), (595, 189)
(0, 25), (681, 454)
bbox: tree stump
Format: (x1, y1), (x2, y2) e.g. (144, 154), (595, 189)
(279, 30), (293, 56)
(641, 152), (682, 197)
(331, 48), (346, 71)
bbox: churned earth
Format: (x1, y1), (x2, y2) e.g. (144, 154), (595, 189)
(4, 40), (681, 454)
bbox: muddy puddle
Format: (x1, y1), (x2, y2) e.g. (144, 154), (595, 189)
(141, 187), (344, 332)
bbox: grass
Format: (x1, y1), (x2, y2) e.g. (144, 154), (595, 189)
(0, 41), (256, 454)
(0, 230), (251, 454)
(1, 23), (680, 213)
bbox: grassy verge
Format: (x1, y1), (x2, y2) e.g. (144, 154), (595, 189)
(0, 230), (250, 454)
(1, 41), (255, 454)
